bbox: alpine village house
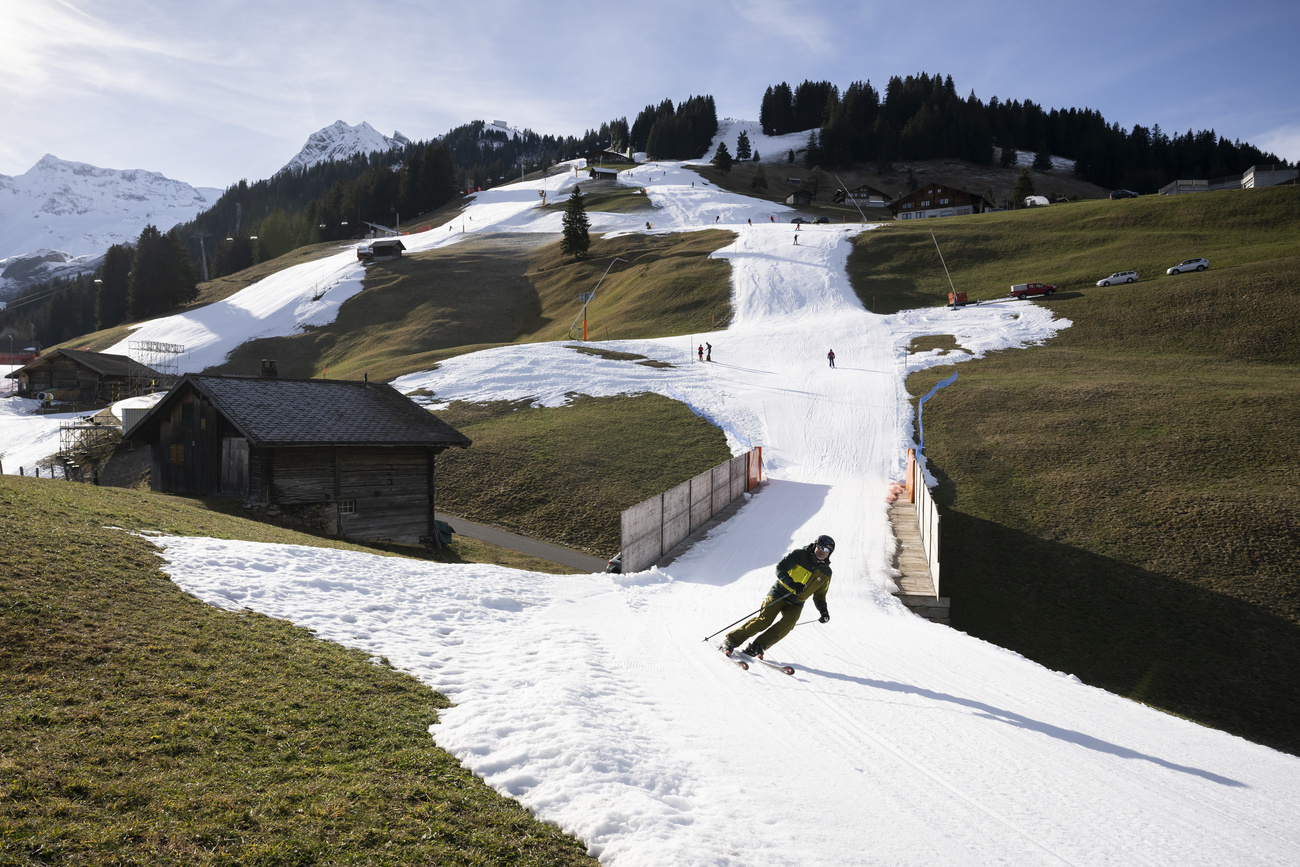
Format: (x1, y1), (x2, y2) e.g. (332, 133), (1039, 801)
(888, 183), (992, 220)
(128, 364), (470, 548)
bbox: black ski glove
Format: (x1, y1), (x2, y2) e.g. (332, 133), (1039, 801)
(816, 603), (829, 623)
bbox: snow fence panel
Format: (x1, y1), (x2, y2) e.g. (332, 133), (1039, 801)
(621, 495), (663, 574)
(690, 468), (714, 532)
(711, 463), (731, 514)
(661, 480), (692, 556)
(729, 454), (746, 502)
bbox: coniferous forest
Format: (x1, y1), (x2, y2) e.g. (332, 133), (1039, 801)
(760, 73), (1286, 193)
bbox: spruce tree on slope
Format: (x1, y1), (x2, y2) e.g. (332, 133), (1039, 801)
(560, 186), (591, 259)
(1013, 168), (1036, 208)
(736, 130), (752, 161)
(95, 243), (132, 330)
(712, 142), (733, 173)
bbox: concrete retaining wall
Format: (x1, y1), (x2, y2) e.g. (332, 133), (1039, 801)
(621, 448), (762, 573)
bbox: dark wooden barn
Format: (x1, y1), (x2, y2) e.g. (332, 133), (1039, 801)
(356, 238), (406, 262)
(128, 373), (471, 546)
(5, 348), (162, 403)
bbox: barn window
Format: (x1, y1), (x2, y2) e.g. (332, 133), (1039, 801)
(169, 444), (185, 466)
(337, 499), (356, 515)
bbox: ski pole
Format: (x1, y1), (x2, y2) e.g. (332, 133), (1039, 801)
(701, 590), (794, 642)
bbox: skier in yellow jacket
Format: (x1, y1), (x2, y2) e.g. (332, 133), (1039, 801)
(724, 535), (834, 658)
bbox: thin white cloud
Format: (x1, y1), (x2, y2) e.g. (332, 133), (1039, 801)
(1254, 125), (1300, 164)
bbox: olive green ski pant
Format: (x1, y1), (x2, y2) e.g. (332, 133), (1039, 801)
(725, 590), (802, 652)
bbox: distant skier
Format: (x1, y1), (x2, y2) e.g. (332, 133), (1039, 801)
(706, 342), (713, 361)
(827, 348), (836, 368)
(724, 535), (835, 659)
(698, 344), (704, 361)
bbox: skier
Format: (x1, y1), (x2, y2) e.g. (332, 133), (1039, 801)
(706, 342), (712, 361)
(724, 535), (834, 659)
(698, 344), (704, 361)
(827, 348), (836, 368)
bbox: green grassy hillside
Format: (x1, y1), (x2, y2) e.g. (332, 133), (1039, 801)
(893, 185), (1300, 754)
(203, 228), (734, 382)
(0, 476), (597, 866)
(851, 184), (1300, 313)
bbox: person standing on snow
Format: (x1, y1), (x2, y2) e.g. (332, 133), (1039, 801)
(698, 344), (704, 361)
(724, 535), (835, 659)
(827, 348), (836, 368)
(706, 342), (712, 361)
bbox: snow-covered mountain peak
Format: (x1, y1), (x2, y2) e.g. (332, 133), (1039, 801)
(0, 155), (221, 297)
(278, 120), (409, 176)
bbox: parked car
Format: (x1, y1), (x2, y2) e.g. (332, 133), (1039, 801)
(1167, 258), (1209, 275)
(1096, 270), (1138, 286)
(1009, 282), (1057, 299)
(605, 552), (622, 574)
(1109, 189), (1139, 199)
(813, 217), (830, 224)
(790, 217), (810, 224)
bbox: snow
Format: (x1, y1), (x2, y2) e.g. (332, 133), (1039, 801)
(4, 124), (1299, 865)
(278, 120), (408, 176)
(0, 154), (221, 262)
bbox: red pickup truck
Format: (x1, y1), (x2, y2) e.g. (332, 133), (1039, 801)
(1009, 282), (1056, 299)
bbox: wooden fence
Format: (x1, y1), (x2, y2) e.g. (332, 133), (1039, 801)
(905, 448), (941, 596)
(619, 448), (763, 573)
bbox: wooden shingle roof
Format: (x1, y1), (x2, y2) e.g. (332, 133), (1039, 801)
(5, 348), (158, 380)
(134, 374), (470, 449)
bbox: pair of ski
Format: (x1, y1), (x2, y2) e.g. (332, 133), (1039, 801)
(719, 645), (795, 676)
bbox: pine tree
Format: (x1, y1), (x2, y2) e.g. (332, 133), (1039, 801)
(711, 142), (733, 173)
(560, 186), (591, 259)
(1013, 168), (1036, 207)
(1033, 144), (1053, 171)
(95, 243), (132, 329)
(752, 150), (760, 162)
(127, 225), (196, 319)
(804, 131), (822, 169)
(736, 130), (751, 161)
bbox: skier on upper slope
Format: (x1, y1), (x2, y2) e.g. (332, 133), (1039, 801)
(724, 535), (834, 659)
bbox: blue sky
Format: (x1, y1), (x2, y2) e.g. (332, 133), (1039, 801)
(3, 0), (1297, 189)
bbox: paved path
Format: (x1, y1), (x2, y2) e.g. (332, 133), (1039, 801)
(436, 513), (608, 573)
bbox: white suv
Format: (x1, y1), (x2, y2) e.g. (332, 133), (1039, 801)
(1167, 258), (1208, 275)
(1096, 271), (1138, 286)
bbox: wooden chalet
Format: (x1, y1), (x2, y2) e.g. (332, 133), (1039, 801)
(785, 189), (813, 207)
(888, 183), (991, 220)
(834, 184), (890, 207)
(5, 348), (162, 403)
(128, 371), (471, 547)
(582, 146), (634, 165)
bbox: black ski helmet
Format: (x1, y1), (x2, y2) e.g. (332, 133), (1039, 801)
(814, 534), (836, 555)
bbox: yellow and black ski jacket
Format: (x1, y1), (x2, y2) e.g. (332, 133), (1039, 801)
(772, 544), (832, 615)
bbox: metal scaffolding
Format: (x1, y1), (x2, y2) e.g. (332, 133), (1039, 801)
(129, 339), (184, 395)
(56, 412), (123, 482)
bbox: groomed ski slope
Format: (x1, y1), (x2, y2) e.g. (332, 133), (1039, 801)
(17, 121), (1299, 864)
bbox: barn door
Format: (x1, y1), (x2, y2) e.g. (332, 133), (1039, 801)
(220, 437), (249, 496)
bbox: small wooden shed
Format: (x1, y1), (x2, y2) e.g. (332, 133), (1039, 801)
(785, 190), (813, 207)
(128, 373), (471, 546)
(357, 238), (406, 262)
(5, 348), (161, 403)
